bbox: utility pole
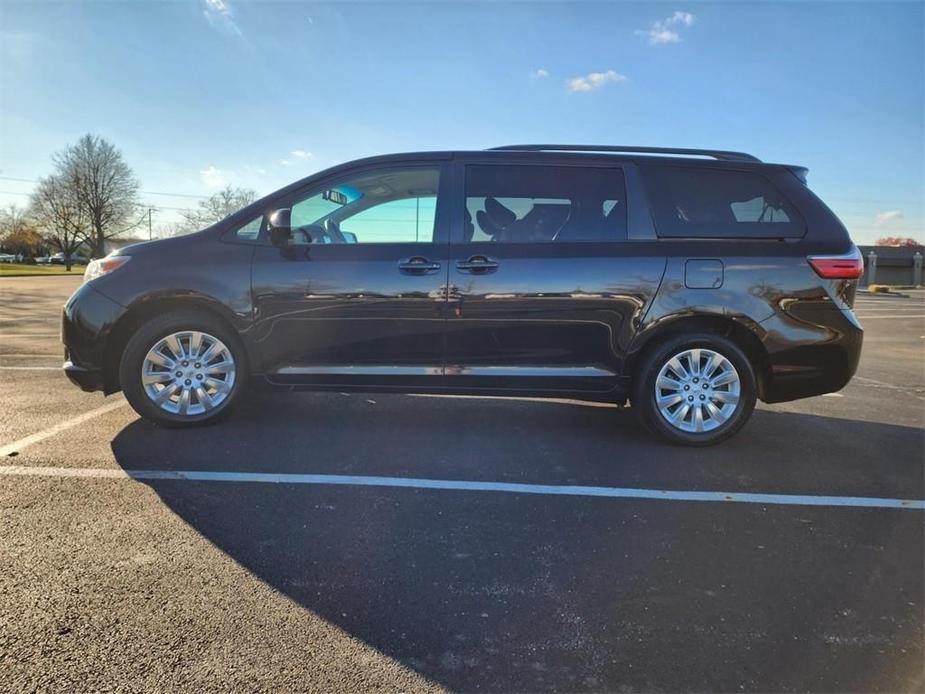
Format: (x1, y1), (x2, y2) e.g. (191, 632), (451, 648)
(148, 208), (153, 240)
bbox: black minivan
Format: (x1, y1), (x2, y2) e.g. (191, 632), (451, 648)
(63, 145), (864, 445)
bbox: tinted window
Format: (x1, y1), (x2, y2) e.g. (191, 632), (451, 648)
(464, 165), (626, 243)
(729, 196), (791, 222)
(644, 166), (803, 238)
(288, 167), (440, 245)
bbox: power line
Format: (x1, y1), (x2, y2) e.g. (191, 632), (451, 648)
(0, 176), (209, 200)
(0, 190), (194, 212)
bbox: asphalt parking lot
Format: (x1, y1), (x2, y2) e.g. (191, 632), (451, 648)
(1, 275), (923, 692)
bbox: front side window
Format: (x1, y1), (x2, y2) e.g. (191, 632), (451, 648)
(288, 167), (440, 245)
(644, 166), (803, 238)
(464, 165), (626, 243)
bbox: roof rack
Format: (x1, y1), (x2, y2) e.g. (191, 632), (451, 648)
(487, 144), (761, 163)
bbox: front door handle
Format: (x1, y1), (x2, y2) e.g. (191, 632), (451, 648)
(456, 255), (499, 273)
(398, 256), (441, 274)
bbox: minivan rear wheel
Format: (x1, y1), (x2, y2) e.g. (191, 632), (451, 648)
(633, 333), (757, 446)
(119, 310), (247, 427)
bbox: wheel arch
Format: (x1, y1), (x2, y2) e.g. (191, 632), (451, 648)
(103, 293), (253, 394)
(625, 313), (772, 400)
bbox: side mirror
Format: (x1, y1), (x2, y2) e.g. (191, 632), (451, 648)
(341, 231), (358, 244)
(267, 208), (293, 246)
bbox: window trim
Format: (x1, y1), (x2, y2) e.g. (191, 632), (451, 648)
(451, 160), (635, 245)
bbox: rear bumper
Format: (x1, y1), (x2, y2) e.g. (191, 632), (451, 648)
(61, 282), (127, 393)
(759, 306), (863, 403)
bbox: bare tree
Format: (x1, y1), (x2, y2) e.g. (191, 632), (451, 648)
(53, 134), (141, 257)
(0, 203), (43, 258)
(176, 185), (258, 235)
(30, 175), (89, 271)
(0, 203), (29, 238)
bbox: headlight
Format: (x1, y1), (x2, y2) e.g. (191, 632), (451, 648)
(84, 255), (131, 283)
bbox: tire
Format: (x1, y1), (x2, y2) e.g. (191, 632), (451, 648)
(632, 333), (757, 446)
(119, 310), (247, 427)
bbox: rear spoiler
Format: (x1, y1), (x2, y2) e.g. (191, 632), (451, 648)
(786, 166), (809, 184)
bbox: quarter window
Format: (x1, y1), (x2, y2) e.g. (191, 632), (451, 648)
(644, 166), (803, 238)
(235, 215), (263, 240)
(464, 165), (626, 243)
(288, 167), (440, 245)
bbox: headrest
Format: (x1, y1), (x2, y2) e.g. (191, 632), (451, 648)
(484, 197), (516, 227)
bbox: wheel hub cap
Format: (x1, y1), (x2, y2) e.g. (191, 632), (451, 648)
(654, 348), (741, 433)
(141, 330), (235, 416)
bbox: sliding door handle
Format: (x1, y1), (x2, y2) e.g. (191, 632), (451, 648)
(456, 256), (499, 273)
(398, 256), (441, 274)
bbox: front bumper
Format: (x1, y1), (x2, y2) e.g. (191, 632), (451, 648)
(61, 282), (127, 393)
(63, 359), (104, 392)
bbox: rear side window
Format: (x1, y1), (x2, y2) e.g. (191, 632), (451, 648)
(464, 165), (626, 242)
(644, 166), (804, 239)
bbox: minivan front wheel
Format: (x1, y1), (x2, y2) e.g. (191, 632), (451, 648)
(119, 311), (247, 427)
(633, 333), (757, 446)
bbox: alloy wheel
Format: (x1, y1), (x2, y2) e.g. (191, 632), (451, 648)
(141, 330), (236, 416)
(654, 348), (741, 433)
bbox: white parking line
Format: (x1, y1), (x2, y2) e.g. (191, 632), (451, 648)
(0, 465), (922, 510)
(0, 332), (60, 337)
(852, 376), (925, 400)
(0, 400), (129, 456)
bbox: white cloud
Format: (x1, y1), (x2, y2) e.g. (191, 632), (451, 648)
(199, 166), (227, 188)
(567, 69), (627, 93)
(875, 210), (904, 224)
(530, 68), (549, 79)
(647, 29), (680, 44)
(278, 159), (290, 166)
(203, 0), (242, 37)
(637, 10), (696, 45)
(290, 149), (313, 160)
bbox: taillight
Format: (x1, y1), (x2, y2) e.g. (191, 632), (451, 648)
(807, 247), (864, 280)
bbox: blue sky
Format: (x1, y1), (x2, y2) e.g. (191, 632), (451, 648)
(1, 0), (922, 243)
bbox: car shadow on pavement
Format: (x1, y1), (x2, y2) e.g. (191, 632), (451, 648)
(110, 394), (924, 692)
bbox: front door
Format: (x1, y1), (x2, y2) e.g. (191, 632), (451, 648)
(445, 160), (666, 394)
(252, 161), (450, 388)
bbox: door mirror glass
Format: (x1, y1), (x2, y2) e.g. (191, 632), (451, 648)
(267, 208), (294, 246)
(341, 231), (358, 244)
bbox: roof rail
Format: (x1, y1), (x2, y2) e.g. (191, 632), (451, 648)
(487, 144), (761, 163)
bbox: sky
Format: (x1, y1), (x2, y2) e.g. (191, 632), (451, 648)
(0, 0), (922, 243)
